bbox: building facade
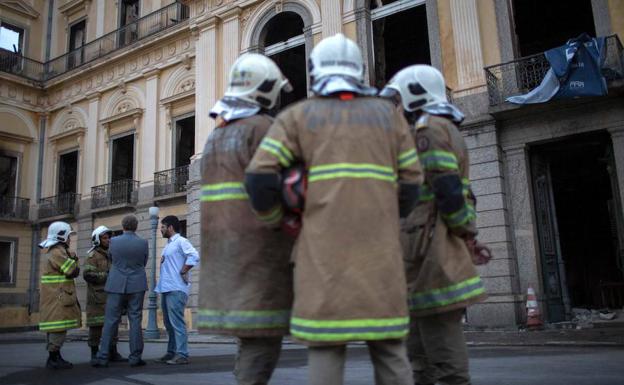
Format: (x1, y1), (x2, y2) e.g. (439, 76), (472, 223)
(0, 0), (622, 330)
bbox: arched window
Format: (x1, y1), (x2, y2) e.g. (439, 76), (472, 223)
(369, 0), (430, 88)
(259, 11), (307, 108)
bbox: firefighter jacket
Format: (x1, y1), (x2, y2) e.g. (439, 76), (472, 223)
(246, 97), (424, 346)
(83, 246), (110, 327)
(39, 244), (82, 332)
(198, 114), (295, 337)
(401, 113), (487, 317)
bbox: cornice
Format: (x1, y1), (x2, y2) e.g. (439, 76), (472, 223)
(58, 0), (91, 16)
(217, 6), (242, 21)
(0, 0), (40, 19)
(160, 89), (195, 106)
(100, 108), (144, 126)
(48, 126), (86, 142)
(0, 131), (34, 144)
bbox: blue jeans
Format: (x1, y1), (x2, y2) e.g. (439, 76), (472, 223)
(161, 290), (189, 358)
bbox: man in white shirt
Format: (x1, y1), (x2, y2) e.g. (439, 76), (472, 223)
(155, 215), (199, 365)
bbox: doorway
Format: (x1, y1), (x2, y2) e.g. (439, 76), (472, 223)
(530, 131), (624, 321)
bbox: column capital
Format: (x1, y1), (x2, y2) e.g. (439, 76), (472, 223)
(191, 15), (218, 35)
(86, 91), (101, 101)
(217, 6), (242, 22)
(502, 143), (527, 157)
(142, 68), (161, 80)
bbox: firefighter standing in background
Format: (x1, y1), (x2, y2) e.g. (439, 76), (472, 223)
(38, 221), (81, 370)
(245, 34), (424, 385)
(381, 65), (491, 385)
(83, 226), (125, 362)
(198, 53), (295, 385)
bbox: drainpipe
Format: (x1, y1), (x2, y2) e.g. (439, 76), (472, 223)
(28, 115), (46, 314)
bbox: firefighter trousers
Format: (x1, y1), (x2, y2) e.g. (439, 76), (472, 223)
(308, 339), (412, 385)
(408, 309), (470, 385)
(233, 336), (283, 385)
(46, 331), (67, 352)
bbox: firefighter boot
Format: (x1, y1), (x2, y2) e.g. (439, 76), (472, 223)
(46, 351), (73, 370)
(109, 345), (128, 362)
(90, 346), (98, 360)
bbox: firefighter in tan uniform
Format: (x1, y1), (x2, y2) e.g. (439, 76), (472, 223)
(198, 53), (295, 385)
(246, 34), (424, 385)
(38, 221), (81, 370)
(83, 225), (125, 361)
(381, 65), (492, 385)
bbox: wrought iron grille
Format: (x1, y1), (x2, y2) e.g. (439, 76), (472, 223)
(91, 179), (139, 209)
(154, 165), (189, 197)
(0, 2), (189, 82)
(0, 196), (30, 220)
(38, 192), (81, 219)
(484, 34), (624, 106)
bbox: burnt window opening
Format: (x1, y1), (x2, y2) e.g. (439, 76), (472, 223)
(0, 239), (16, 285)
(58, 151), (78, 194)
(68, 19), (86, 68)
(512, 0), (596, 57)
(0, 22), (24, 53)
(174, 115), (195, 168)
(0, 154), (18, 197)
(261, 11), (307, 109)
(371, 1), (430, 89)
(111, 134), (134, 182)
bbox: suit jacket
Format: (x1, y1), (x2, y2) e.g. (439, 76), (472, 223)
(105, 231), (149, 294)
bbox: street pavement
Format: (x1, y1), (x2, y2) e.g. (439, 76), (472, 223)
(0, 340), (623, 385)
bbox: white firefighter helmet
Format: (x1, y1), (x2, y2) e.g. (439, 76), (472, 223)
(309, 33), (365, 84)
(38, 221), (76, 249)
(91, 225), (112, 249)
(224, 53), (292, 109)
(381, 65), (448, 112)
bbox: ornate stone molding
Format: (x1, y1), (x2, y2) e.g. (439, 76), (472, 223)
(58, 0), (91, 18)
(0, 131), (33, 144)
(48, 126), (86, 143)
(0, 0), (40, 19)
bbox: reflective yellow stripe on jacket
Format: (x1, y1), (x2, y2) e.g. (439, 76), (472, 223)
(308, 163), (397, 183)
(201, 182), (248, 202)
(198, 309), (291, 330)
(39, 319), (80, 331)
(408, 276), (485, 311)
(419, 150), (459, 171)
(59, 258), (76, 274)
(41, 275), (73, 284)
(290, 316), (409, 342)
(259, 137), (294, 167)
(398, 148), (419, 169)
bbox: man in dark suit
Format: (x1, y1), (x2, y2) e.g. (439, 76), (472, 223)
(92, 215), (148, 367)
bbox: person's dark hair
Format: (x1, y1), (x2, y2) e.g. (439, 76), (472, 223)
(161, 215), (180, 233)
(122, 215), (138, 232)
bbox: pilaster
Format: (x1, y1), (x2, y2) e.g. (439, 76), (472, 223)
(450, 0), (485, 90)
(321, 0), (342, 37)
(219, 7), (241, 96)
(608, 127), (624, 222)
(142, 69), (161, 186)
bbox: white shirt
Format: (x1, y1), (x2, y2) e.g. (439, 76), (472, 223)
(155, 233), (199, 295)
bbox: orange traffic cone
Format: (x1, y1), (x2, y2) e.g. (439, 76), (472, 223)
(526, 286), (543, 330)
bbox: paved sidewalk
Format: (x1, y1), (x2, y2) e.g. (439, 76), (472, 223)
(2, 326), (623, 346)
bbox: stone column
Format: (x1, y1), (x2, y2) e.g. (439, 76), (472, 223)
(464, 123), (521, 326)
(354, 6), (374, 85)
(450, 0), (485, 90)
(96, 0), (105, 37)
(85, 92), (100, 195)
(192, 16), (218, 156)
(219, 8), (241, 96)
(321, 0), (342, 37)
(141, 69), (160, 186)
(501, 143), (539, 320)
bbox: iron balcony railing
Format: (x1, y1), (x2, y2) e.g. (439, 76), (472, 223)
(484, 34), (624, 106)
(0, 2), (189, 83)
(38, 192), (81, 219)
(154, 165), (189, 198)
(91, 179), (139, 209)
(0, 196), (30, 221)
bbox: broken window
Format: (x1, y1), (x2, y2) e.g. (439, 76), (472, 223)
(0, 154), (18, 197)
(512, 0), (596, 57)
(370, 0), (430, 89)
(0, 239), (16, 285)
(111, 134), (134, 182)
(68, 19), (86, 68)
(174, 115), (195, 168)
(261, 11), (307, 109)
(0, 22), (24, 53)
(58, 151), (78, 194)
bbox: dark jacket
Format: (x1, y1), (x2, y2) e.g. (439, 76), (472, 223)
(105, 231), (148, 294)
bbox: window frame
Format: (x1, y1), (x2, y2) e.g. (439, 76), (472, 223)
(370, 0), (426, 21)
(57, 148), (80, 195)
(171, 112), (195, 169)
(0, 237), (18, 287)
(0, 19), (26, 54)
(0, 150), (21, 198)
(108, 131), (136, 183)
